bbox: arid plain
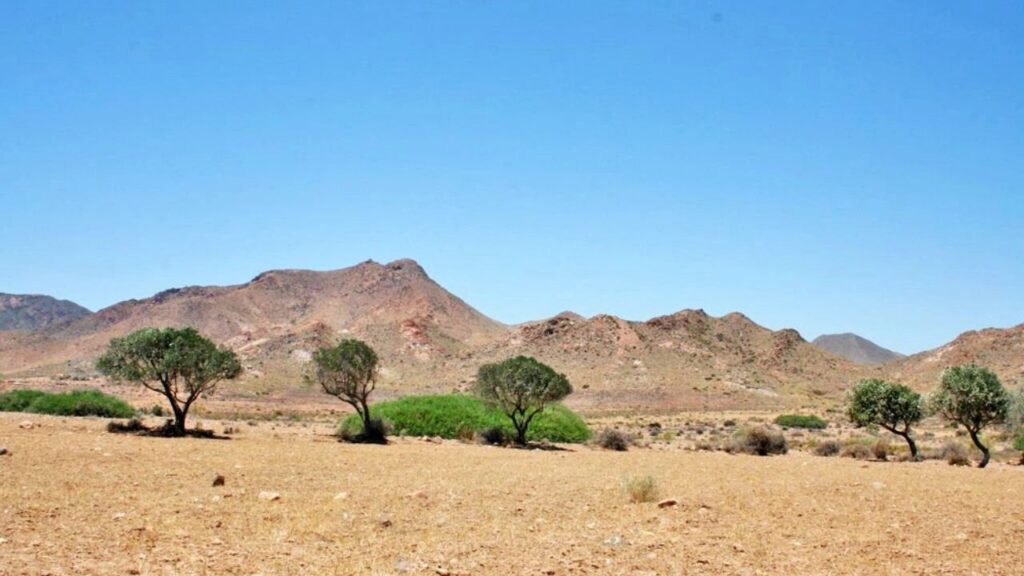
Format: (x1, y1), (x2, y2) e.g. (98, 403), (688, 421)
(2, 409), (1022, 576)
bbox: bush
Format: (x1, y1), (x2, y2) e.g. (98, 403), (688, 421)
(872, 438), (889, 461)
(941, 441), (971, 466)
(0, 389), (134, 418)
(0, 389), (48, 412)
(774, 414), (826, 429)
(623, 475), (658, 503)
(478, 426), (507, 446)
(595, 428), (631, 451)
(813, 440), (841, 457)
(841, 443), (872, 460)
(338, 394), (590, 443)
(727, 426), (788, 456)
(1014, 435), (1024, 452)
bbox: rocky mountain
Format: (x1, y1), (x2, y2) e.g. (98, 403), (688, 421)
(0, 258), (876, 411)
(0, 259), (504, 383)
(0, 293), (91, 331)
(884, 324), (1024, 392)
(811, 333), (904, 365)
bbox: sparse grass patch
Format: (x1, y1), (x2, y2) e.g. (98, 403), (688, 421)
(0, 389), (134, 418)
(623, 475), (659, 503)
(774, 414), (826, 429)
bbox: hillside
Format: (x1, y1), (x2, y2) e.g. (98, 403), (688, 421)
(885, 324), (1024, 391)
(811, 333), (904, 365)
(481, 310), (864, 412)
(0, 293), (91, 331)
(1, 259), (872, 410)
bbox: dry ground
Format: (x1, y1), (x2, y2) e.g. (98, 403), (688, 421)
(1, 413), (1023, 576)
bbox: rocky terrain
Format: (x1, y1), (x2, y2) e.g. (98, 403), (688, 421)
(887, 323), (1024, 392)
(1, 259), (1020, 410)
(811, 333), (904, 365)
(0, 293), (91, 331)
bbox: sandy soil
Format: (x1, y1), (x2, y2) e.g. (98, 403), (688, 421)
(1, 413), (1022, 576)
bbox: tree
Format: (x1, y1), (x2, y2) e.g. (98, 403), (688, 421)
(96, 327), (241, 436)
(312, 339), (384, 443)
(474, 356), (572, 446)
(847, 378), (924, 459)
(930, 365), (1010, 468)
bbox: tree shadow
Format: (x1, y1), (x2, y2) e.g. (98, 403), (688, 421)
(106, 418), (230, 440)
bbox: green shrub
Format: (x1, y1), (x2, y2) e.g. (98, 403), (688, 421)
(774, 414), (827, 429)
(0, 389), (48, 412)
(0, 389), (135, 418)
(1014, 435), (1024, 451)
(338, 394), (590, 443)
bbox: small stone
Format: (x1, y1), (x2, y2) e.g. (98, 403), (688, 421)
(334, 491), (350, 500)
(0, 447), (8, 456)
(408, 490), (427, 499)
(657, 498), (678, 508)
(18, 421), (34, 430)
(258, 491), (281, 501)
(603, 535), (623, 546)
(380, 518), (393, 528)
(212, 474), (225, 487)
(113, 512), (127, 520)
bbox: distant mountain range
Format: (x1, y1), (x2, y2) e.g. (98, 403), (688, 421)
(0, 293), (91, 331)
(811, 333), (904, 365)
(1, 259), (1021, 410)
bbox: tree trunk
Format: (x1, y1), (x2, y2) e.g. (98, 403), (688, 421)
(900, 431), (918, 459)
(170, 402), (187, 436)
(967, 428), (990, 468)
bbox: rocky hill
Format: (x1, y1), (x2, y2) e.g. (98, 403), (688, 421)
(0, 259), (890, 411)
(811, 333), (904, 365)
(0, 294), (91, 331)
(884, 324), (1024, 392)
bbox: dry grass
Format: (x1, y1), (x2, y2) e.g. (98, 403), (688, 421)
(2, 413), (1023, 575)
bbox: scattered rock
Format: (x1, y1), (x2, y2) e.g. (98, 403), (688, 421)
(212, 474), (225, 487)
(0, 447), (8, 456)
(657, 498), (678, 508)
(408, 490), (427, 499)
(112, 512), (127, 520)
(18, 421), (34, 430)
(380, 518), (393, 528)
(258, 491), (281, 502)
(334, 491), (350, 500)
(603, 535), (623, 546)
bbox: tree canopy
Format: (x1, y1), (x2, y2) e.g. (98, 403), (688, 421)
(475, 356), (572, 446)
(930, 364), (1010, 468)
(312, 339), (384, 443)
(847, 378), (924, 458)
(96, 327), (241, 436)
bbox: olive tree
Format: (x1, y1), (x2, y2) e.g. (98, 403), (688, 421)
(847, 378), (924, 458)
(475, 356), (572, 446)
(312, 339), (384, 443)
(930, 365), (1010, 468)
(96, 327), (241, 436)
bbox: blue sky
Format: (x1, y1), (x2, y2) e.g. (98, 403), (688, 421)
(1, 2), (1022, 354)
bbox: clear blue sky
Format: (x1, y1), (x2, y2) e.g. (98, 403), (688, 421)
(2, 2), (1022, 354)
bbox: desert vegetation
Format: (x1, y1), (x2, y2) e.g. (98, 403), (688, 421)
(312, 338), (386, 443)
(0, 388), (134, 418)
(847, 378), (924, 458)
(337, 393), (590, 443)
(930, 364), (1010, 468)
(474, 355), (573, 446)
(96, 327), (241, 436)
